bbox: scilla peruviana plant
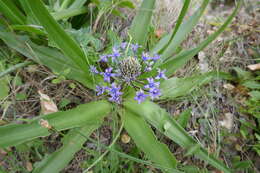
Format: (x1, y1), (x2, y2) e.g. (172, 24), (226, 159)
(0, 0), (241, 172)
(90, 42), (167, 104)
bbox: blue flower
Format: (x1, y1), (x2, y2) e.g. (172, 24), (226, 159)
(152, 54), (160, 61)
(90, 65), (99, 74)
(99, 55), (108, 62)
(149, 87), (161, 100)
(111, 47), (121, 62)
(142, 52), (151, 61)
(121, 42), (127, 49)
(96, 85), (106, 96)
(144, 78), (160, 89)
(102, 67), (116, 82)
(93, 42), (168, 104)
(131, 43), (139, 52)
(144, 66), (152, 72)
(108, 83), (122, 103)
(144, 61), (154, 72)
(134, 90), (148, 104)
(155, 69), (167, 80)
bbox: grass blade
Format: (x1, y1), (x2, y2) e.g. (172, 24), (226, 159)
(160, 0), (209, 61)
(0, 0), (25, 24)
(33, 125), (100, 173)
(152, 0), (191, 54)
(129, 0), (156, 46)
(26, 0), (89, 73)
(122, 110), (177, 172)
(124, 101), (232, 173)
(158, 1), (241, 76)
(0, 100), (111, 148)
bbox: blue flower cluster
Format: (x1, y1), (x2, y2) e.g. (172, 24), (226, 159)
(90, 42), (167, 104)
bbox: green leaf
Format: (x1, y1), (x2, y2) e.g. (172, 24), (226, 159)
(160, 72), (231, 100)
(26, 0), (89, 74)
(157, 1), (241, 76)
(69, 0), (88, 9)
(230, 67), (253, 82)
(0, 61), (10, 100)
(0, 100), (111, 148)
(0, 31), (97, 89)
(33, 125), (100, 173)
(0, 0), (26, 24)
(233, 160), (252, 170)
(184, 144), (201, 157)
(129, 0), (155, 46)
(118, 1), (135, 9)
(51, 7), (88, 21)
(160, 0), (209, 61)
(242, 80), (260, 89)
(10, 25), (46, 36)
(249, 91), (260, 101)
(122, 110), (177, 172)
(124, 101), (232, 173)
(152, 0), (191, 54)
(16, 92), (27, 101)
(177, 109), (192, 128)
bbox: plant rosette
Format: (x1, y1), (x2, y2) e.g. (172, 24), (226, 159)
(90, 42), (167, 104)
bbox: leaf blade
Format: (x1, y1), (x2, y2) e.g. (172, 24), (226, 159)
(158, 1), (241, 76)
(33, 125), (100, 173)
(122, 110), (178, 172)
(0, 0), (26, 24)
(152, 0), (191, 54)
(26, 0), (89, 73)
(0, 100), (111, 148)
(124, 101), (232, 173)
(129, 0), (156, 46)
(160, 0), (209, 61)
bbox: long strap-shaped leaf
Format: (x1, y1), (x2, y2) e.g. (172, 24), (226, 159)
(122, 110), (178, 173)
(152, 0), (191, 54)
(0, 31), (96, 89)
(150, 1), (241, 77)
(52, 7), (88, 21)
(160, 71), (233, 100)
(69, 0), (88, 9)
(0, 101), (111, 148)
(159, 0), (209, 61)
(26, 0), (89, 74)
(0, 0), (26, 24)
(33, 125), (99, 173)
(129, 0), (156, 46)
(124, 101), (232, 173)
